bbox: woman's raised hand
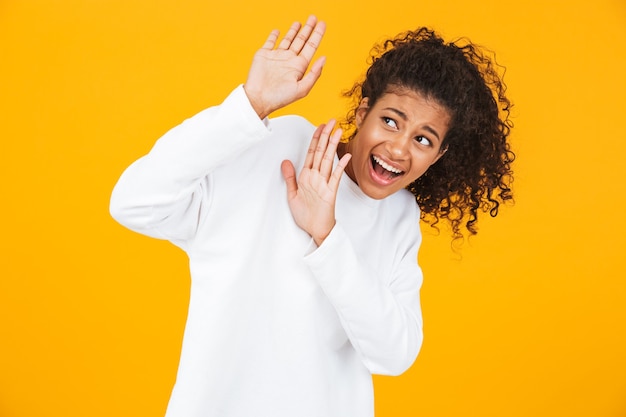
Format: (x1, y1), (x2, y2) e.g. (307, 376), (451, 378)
(244, 16), (326, 119)
(281, 120), (352, 246)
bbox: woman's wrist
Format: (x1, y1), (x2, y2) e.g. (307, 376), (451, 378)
(243, 83), (271, 120)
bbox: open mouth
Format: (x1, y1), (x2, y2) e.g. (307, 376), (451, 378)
(371, 155), (404, 180)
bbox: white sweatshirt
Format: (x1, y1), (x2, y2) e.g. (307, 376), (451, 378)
(110, 86), (424, 417)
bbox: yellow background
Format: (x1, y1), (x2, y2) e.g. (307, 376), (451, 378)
(1, 1), (625, 416)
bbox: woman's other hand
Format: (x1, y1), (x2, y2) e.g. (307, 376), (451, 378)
(244, 16), (326, 119)
(281, 120), (352, 246)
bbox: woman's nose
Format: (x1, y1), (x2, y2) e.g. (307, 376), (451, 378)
(387, 135), (409, 158)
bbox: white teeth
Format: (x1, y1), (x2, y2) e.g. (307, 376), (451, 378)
(372, 155), (403, 174)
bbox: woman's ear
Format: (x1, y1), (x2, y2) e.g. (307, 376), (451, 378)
(355, 97), (370, 128)
(432, 145), (448, 165)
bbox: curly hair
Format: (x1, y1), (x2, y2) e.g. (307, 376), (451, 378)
(341, 27), (515, 240)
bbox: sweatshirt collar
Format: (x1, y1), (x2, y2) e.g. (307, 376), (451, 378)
(340, 172), (380, 208)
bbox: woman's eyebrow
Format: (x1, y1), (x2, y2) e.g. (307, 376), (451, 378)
(384, 107), (408, 120)
(422, 125), (441, 141)
(384, 107), (442, 141)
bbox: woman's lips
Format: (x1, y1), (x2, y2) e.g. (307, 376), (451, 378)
(369, 154), (404, 185)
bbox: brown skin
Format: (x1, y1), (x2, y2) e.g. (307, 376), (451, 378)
(338, 89), (450, 200)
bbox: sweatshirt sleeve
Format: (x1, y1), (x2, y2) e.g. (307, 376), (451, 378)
(109, 85), (270, 246)
(303, 220), (423, 376)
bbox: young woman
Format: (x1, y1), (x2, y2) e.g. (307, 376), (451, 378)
(110, 15), (513, 417)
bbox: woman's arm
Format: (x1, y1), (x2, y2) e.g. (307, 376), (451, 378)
(306, 218), (424, 376)
(276, 67), (421, 374)
(109, 86), (268, 244)
(110, 16), (327, 244)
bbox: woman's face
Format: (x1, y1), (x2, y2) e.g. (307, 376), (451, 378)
(342, 88), (451, 200)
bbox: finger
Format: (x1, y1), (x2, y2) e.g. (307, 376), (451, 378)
(281, 160), (298, 200)
(277, 21), (302, 50)
(304, 124), (325, 169)
(261, 29), (280, 50)
(296, 56), (325, 99)
(319, 127), (343, 180)
(288, 15), (318, 54)
(299, 19), (326, 62)
(329, 153), (352, 192)
(312, 120), (336, 171)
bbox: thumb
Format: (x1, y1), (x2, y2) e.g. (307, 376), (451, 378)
(281, 160), (298, 200)
(297, 56), (325, 98)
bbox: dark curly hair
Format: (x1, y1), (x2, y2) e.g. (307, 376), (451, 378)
(341, 27), (515, 240)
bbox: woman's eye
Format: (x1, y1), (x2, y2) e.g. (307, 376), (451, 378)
(382, 117), (397, 128)
(415, 136), (432, 146)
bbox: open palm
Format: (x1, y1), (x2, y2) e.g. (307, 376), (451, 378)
(281, 121), (352, 246)
(244, 16), (326, 119)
